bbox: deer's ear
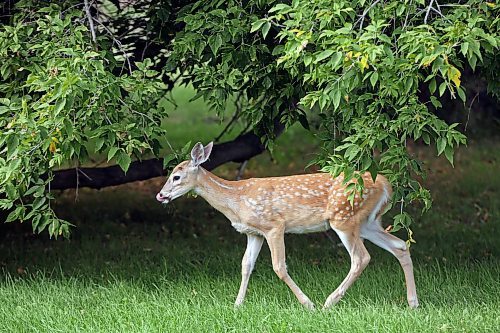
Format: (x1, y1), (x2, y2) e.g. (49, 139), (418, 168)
(190, 142), (211, 167)
(203, 141), (213, 161)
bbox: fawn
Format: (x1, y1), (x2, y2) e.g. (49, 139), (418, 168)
(156, 142), (419, 309)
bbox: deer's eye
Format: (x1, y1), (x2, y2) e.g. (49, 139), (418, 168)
(173, 175), (180, 181)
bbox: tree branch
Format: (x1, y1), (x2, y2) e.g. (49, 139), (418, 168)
(49, 130), (277, 190)
(424, 0), (436, 24)
(83, 0), (97, 45)
(356, 0), (382, 31)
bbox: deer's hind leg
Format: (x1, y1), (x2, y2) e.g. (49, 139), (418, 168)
(360, 219), (419, 308)
(324, 223), (371, 308)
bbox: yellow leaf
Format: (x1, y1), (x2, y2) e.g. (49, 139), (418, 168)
(486, 2), (495, 8)
(49, 141), (57, 153)
(421, 55), (438, 67)
(448, 66), (461, 88)
(359, 55), (369, 72)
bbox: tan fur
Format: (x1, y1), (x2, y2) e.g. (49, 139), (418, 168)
(157, 142), (419, 309)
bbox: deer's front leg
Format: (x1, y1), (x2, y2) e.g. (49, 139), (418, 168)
(265, 228), (315, 309)
(235, 234), (264, 307)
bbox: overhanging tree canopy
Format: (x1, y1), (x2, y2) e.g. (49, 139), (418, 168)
(0, 0), (498, 238)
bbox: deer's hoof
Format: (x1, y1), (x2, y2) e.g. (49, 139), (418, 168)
(408, 298), (419, 309)
(302, 299), (315, 310)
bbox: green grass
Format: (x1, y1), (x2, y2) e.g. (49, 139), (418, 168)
(1, 88), (499, 332)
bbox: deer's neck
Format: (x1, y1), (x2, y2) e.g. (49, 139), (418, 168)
(194, 168), (239, 220)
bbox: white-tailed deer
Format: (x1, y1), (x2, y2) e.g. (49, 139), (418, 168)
(156, 142), (419, 309)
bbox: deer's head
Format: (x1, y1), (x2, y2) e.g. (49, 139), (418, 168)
(156, 142), (213, 204)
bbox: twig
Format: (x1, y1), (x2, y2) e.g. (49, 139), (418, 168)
(75, 165), (79, 201)
(323, 231), (343, 249)
(431, 7), (448, 21)
(356, 0), (382, 31)
(424, 0), (435, 24)
(92, 17), (133, 74)
(83, 0), (97, 45)
(236, 160), (248, 180)
(465, 92), (479, 132)
(403, 0), (413, 28)
(214, 94), (243, 142)
(77, 168), (93, 181)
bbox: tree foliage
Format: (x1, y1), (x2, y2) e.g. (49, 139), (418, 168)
(0, 0), (498, 238)
(170, 0), (498, 240)
(0, 2), (169, 236)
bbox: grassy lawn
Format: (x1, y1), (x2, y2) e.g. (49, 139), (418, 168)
(0, 87), (499, 332)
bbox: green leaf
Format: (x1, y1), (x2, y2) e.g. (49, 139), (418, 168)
(32, 197), (46, 211)
(6, 135), (19, 159)
(422, 132), (431, 145)
(94, 137), (105, 152)
(297, 113), (310, 130)
(330, 52), (343, 68)
(429, 78), (436, 94)
(304, 55), (312, 66)
(162, 154), (176, 169)
(269, 4), (291, 13)
(437, 137), (446, 156)
(209, 34), (223, 55)
(361, 155), (372, 170)
(444, 145), (454, 166)
(250, 20), (265, 33)
(430, 96), (442, 109)
(24, 185), (41, 196)
(345, 145), (360, 161)
(332, 90), (341, 110)
(117, 152), (132, 172)
(396, 4), (405, 16)
(6, 206), (25, 223)
(370, 72), (378, 88)
(457, 87), (466, 102)
(314, 50), (334, 63)
(438, 82), (447, 97)
(54, 98), (66, 114)
(460, 42), (469, 56)
(107, 147), (119, 162)
(262, 21), (271, 39)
